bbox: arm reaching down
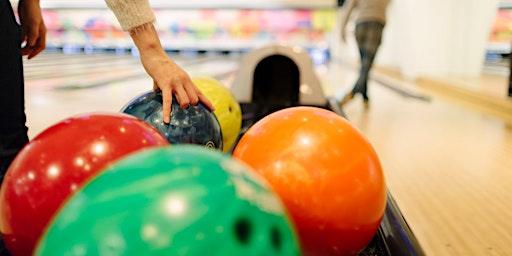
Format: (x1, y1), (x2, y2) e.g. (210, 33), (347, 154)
(130, 24), (214, 123)
(104, 0), (214, 123)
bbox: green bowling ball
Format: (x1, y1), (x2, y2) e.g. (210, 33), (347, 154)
(35, 145), (301, 256)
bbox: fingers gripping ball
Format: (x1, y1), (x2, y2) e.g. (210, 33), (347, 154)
(0, 112), (169, 256)
(35, 145), (301, 256)
(233, 106), (387, 256)
(191, 77), (242, 152)
(121, 90), (223, 150)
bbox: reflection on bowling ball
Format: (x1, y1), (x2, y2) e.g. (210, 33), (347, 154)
(35, 145), (301, 256)
(233, 106), (387, 256)
(121, 90), (223, 150)
(0, 112), (169, 256)
(191, 77), (242, 152)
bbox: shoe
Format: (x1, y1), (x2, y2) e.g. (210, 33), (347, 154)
(340, 93), (354, 106)
(363, 99), (370, 109)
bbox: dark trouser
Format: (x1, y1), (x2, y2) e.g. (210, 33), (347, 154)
(509, 51), (512, 97)
(0, 0), (29, 183)
(351, 21), (384, 100)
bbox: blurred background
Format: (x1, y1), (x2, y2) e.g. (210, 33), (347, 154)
(6, 0), (512, 255)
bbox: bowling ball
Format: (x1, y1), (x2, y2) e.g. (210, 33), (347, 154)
(0, 112), (169, 256)
(191, 77), (242, 152)
(121, 90), (223, 150)
(232, 106), (387, 256)
(35, 145), (301, 256)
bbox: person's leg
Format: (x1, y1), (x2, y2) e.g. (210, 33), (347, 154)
(351, 22), (369, 98)
(354, 21), (384, 101)
(0, 0), (30, 183)
(341, 21), (384, 107)
(340, 22), (368, 105)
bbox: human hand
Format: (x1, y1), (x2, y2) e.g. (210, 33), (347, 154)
(142, 53), (215, 123)
(130, 25), (214, 123)
(17, 0), (46, 59)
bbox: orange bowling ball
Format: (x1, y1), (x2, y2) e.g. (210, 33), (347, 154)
(232, 106), (386, 256)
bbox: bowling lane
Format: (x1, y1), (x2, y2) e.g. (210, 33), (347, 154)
(23, 52), (230, 90)
(24, 52), (241, 139)
(321, 61), (512, 255)
(23, 53), (141, 80)
(23, 50), (512, 255)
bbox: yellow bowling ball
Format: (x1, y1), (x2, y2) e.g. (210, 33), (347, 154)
(192, 77), (242, 152)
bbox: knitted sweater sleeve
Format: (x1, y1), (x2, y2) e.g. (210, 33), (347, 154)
(104, 0), (156, 31)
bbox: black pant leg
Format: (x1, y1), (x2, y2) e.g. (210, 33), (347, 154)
(0, 0), (29, 182)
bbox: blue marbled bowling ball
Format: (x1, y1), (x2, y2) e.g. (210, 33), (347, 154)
(121, 90), (223, 150)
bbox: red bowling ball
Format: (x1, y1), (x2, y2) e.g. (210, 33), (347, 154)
(0, 112), (169, 256)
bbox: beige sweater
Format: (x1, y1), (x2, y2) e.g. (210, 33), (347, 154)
(341, 0), (390, 27)
(104, 0), (155, 31)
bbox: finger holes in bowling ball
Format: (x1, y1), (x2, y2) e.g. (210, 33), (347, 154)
(234, 217), (252, 245)
(270, 226), (282, 251)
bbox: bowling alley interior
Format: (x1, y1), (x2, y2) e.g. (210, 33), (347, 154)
(1, 0), (512, 255)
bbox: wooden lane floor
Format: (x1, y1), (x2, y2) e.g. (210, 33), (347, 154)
(323, 61), (512, 255)
(23, 52), (240, 139)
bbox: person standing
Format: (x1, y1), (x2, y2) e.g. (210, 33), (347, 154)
(0, 0), (214, 183)
(0, 0), (45, 182)
(339, 0), (391, 108)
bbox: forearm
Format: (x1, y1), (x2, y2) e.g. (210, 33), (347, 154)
(129, 24), (167, 59)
